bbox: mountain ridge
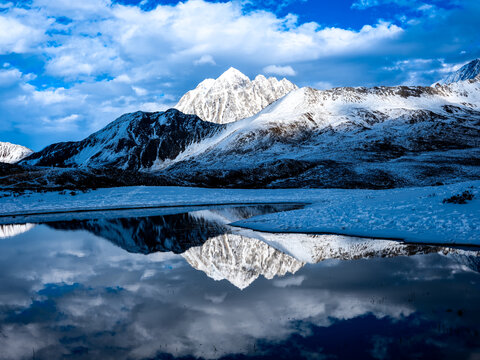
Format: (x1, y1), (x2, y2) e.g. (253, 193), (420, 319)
(438, 59), (480, 84)
(22, 109), (225, 171)
(8, 67), (480, 189)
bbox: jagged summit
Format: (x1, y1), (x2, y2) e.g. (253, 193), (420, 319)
(0, 141), (33, 164)
(217, 67), (250, 83)
(175, 67), (298, 124)
(438, 59), (480, 84)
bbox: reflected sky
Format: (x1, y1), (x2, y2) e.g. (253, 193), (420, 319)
(0, 206), (479, 360)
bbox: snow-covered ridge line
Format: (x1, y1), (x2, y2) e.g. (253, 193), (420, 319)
(0, 181), (479, 246)
(437, 59), (480, 84)
(0, 141), (33, 164)
(163, 74), (480, 170)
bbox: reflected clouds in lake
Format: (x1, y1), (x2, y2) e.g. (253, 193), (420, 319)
(0, 205), (478, 359)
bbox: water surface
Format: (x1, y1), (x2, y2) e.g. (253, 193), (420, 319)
(0, 205), (479, 360)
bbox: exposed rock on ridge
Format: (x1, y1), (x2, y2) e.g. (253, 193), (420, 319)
(175, 67), (298, 124)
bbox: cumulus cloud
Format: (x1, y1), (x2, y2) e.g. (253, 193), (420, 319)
(0, 0), (408, 149)
(263, 64), (297, 76)
(0, 15), (46, 54)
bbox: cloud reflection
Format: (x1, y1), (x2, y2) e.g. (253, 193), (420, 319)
(0, 207), (478, 359)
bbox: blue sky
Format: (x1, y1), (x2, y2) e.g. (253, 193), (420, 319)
(0, 0), (479, 150)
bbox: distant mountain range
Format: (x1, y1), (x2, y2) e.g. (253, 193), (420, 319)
(2, 60), (480, 189)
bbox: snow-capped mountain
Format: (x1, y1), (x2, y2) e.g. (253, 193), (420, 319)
(175, 67), (297, 124)
(438, 59), (480, 84)
(22, 109), (224, 170)
(0, 142), (33, 164)
(13, 71), (480, 189)
(165, 76), (480, 188)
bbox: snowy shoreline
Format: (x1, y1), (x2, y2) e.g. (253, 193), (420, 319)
(0, 181), (479, 246)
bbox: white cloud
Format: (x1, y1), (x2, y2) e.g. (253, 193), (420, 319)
(12, 0), (404, 83)
(0, 68), (23, 87)
(194, 55), (216, 66)
(45, 37), (123, 79)
(31, 87), (76, 105)
(263, 65), (297, 76)
(351, 0), (419, 9)
(0, 15), (46, 54)
(132, 86), (148, 96)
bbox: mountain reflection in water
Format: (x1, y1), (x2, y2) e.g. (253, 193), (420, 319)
(45, 204), (302, 254)
(0, 205), (479, 360)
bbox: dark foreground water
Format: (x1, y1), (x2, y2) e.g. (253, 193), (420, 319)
(0, 205), (479, 360)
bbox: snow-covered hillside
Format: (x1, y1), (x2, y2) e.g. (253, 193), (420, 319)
(0, 182), (478, 246)
(175, 67), (297, 124)
(164, 75), (480, 187)
(438, 59), (480, 84)
(0, 142), (33, 164)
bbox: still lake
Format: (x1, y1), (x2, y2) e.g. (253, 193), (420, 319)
(0, 205), (479, 360)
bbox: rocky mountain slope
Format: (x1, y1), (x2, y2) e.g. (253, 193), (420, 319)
(438, 59), (480, 84)
(0, 142), (33, 164)
(22, 109), (224, 171)
(175, 67), (297, 124)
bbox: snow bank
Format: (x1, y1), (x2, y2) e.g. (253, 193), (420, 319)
(234, 182), (480, 246)
(0, 181), (479, 246)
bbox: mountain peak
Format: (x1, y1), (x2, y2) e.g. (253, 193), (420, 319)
(217, 67), (250, 83)
(175, 68), (297, 124)
(439, 59), (480, 84)
(0, 141), (33, 164)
